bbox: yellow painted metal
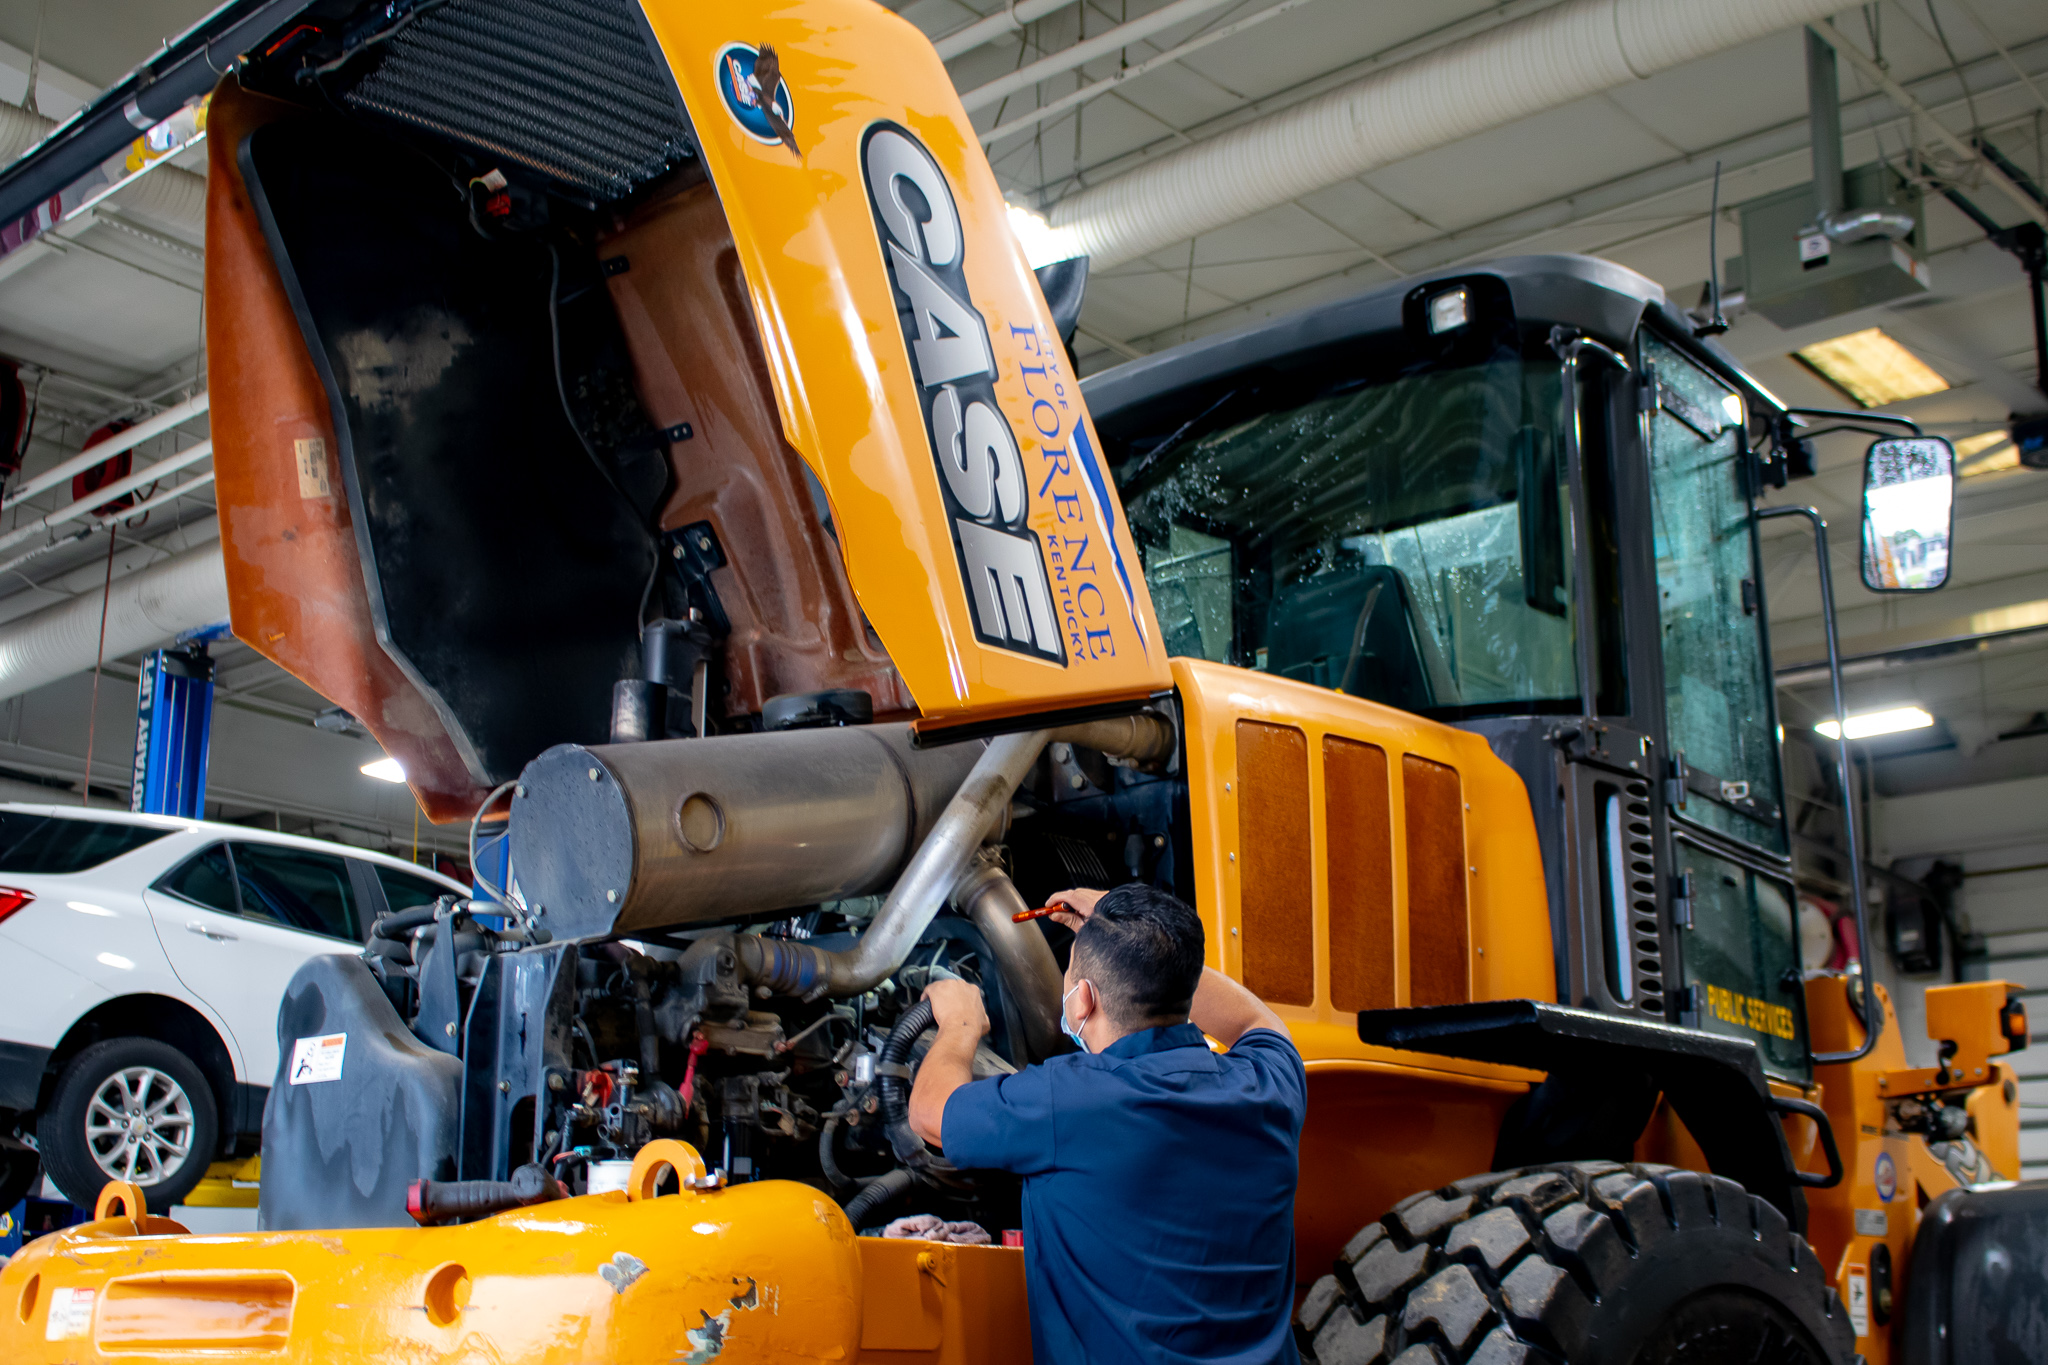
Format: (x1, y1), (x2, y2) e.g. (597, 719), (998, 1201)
(642, 0), (1168, 731)
(854, 1238), (1029, 1365)
(1797, 975), (2027, 1364)
(1, 1149), (862, 1365)
(1172, 655), (1557, 1060)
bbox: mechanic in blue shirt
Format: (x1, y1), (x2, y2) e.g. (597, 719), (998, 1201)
(910, 884), (1307, 1365)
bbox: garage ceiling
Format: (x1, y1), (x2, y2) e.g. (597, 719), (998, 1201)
(0, 0), (2043, 848)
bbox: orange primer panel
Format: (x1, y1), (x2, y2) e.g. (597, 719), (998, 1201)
(204, 79), (488, 820)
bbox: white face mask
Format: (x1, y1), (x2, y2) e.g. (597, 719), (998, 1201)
(1061, 981), (1094, 1054)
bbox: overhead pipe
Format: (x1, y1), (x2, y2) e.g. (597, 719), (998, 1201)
(0, 542), (230, 702)
(0, 440), (214, 554)
(932, 0), (1078, 61)
(0, 0), (310, 227)
(1044, 0), (1860, 268)
(0, 103), (208, 243)
(959, 0), (1241, 114)
(4, 392), (210, 509)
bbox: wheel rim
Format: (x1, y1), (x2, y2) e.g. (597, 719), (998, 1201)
(84, 1065), (196, 1187)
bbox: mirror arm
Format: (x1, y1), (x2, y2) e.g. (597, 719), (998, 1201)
(1795, 421), (1930, 445)
(1756, 504), (1875, 1066)
(1784, 406), (1923, 437)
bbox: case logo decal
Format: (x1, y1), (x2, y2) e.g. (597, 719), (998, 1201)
(862, 122), (1063, 664)
(1874, 1151), (1896, 1202)
(715, 43), (799, 156)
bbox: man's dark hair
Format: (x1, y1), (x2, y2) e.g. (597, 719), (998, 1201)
(1072, 885), (1205, 1029)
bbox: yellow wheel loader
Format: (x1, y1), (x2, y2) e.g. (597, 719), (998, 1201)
(0, 3), (2034, 1363)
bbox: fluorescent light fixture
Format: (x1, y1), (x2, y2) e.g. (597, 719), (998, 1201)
(96, 952), (134, 971)
(1814, 706), (1934, 740)
(361, 757), (407, 783)
(1006, 202), (1079, 270)
(1428, 288), (1470, 334)
(1793, 329), (1948, 407)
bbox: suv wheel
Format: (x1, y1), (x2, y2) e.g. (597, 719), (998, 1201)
(39, 1038), (218, 1212)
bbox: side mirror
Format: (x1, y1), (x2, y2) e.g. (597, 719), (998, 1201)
(1861, 436), (1954, 591)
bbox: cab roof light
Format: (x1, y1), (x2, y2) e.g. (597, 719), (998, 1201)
(1793, 329), (1948, 407)
(1427, 287), (1470, 334)
(1815, 706), (1934, 740)
(0, 885), (35, 926)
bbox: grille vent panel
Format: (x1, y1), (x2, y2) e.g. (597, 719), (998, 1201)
(342, 0), (694, 201)
(1621, 778), (1664, 1012)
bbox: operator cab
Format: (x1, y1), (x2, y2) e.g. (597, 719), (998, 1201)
(1088, 256), (1820, 1082)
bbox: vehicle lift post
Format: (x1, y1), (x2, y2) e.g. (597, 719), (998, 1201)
(129, 623), (228, 819)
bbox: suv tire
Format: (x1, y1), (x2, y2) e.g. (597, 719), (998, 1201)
(39, 1038), (218, 1213)
(1298, 1162), (1854, 1365)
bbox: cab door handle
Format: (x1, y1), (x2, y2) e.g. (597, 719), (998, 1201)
(186, 920), (237, 942)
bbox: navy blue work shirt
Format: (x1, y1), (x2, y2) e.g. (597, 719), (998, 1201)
(942, 1023), (1307, 1365)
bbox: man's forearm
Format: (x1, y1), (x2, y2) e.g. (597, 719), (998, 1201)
(907, 1026), (981, 1147)
(1190, 966), (1287, 1047)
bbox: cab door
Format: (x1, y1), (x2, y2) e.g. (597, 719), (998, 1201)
(143, 842), (366, 1088)
(1637, 332), (1806, 1079)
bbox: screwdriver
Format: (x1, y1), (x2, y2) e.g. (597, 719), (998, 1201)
(1011, 905), (1061, 923)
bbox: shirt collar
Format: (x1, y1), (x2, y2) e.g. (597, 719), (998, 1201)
(1101, 1021), (1207, 1059)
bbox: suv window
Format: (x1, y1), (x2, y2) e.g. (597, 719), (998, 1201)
(232, 842), (360, 941)
(157, 844), (239, 912)
(374, 865), (452, 916)
(0, 813), (170, 874)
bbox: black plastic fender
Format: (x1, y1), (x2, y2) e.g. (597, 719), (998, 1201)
(1897, 1180), (2048, 1365)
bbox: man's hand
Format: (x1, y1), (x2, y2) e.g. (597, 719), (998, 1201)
(1046, 887), (1105, 932)
(925, 978), (990, 1039)
(909, 979), (989, 1148)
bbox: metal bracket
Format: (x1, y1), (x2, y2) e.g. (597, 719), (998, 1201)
(1550, 718), (1654, 776)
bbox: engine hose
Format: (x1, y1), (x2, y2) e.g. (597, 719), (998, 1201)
(876, 999), (935, 1128)
(841, 1167), (915, 1230)
(371, 899), (450, 941)
(818, 1111), (876, 1192)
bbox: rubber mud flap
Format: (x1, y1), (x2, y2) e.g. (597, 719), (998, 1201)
(259, 954), (460, 1230)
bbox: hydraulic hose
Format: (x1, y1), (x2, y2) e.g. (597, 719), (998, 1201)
(841, 1168), (916, 1230)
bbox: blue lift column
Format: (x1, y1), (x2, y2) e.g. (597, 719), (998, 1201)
(130, 624), (228, 818)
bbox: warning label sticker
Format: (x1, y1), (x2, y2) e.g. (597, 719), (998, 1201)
(1845, 1270), (1869, 1339)
(295, 437), (331, 498)
(45, 1286), (95, 1340)
(288, 1032), (347, 1085)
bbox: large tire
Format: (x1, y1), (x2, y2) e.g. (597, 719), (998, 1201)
(1297, 1163), (1854, 1365)
(38, 1038), (218, 1213)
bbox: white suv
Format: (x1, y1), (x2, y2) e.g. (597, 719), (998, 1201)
(0, 804), (466, 1211)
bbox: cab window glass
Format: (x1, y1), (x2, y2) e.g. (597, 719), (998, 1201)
(1643, 335), (1784, 855)
(0, 813), (170, 874)
(232, 842), (360, 940)
(155, 844), (239, 914)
